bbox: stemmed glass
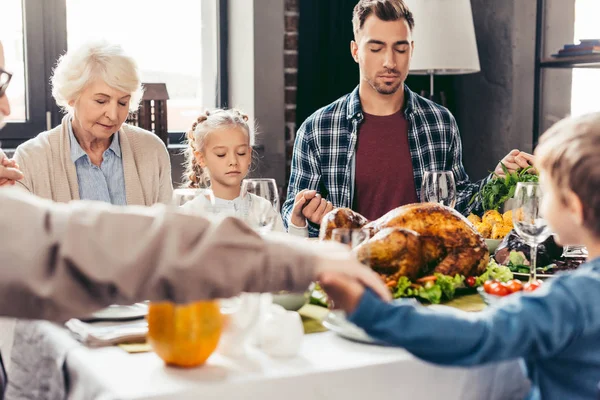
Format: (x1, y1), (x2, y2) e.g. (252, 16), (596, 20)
(512, 182), (551, 282)
(420, 171), (457, 208)
(240, 178), (280, 234)
(330, 228), (371, 267)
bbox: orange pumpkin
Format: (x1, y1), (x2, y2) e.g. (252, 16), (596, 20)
(147, 300), (223, 368)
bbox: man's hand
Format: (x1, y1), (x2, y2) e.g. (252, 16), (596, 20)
(494, 149), (535, 178)
(319, 271), (367, 314)
(290, 189), (317, 227)
(301, 192), (334, 225)
(0, 152), (23, 187)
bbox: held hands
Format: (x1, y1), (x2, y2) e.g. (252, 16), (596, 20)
(319, 271), (367, 314)
(313, 241), (391, 311)
(494, 149), (536, 178)
(0, 150), (23, 187)
(290, 189), (333, 227)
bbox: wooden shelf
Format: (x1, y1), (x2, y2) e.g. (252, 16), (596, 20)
(540, 54), (600, 69)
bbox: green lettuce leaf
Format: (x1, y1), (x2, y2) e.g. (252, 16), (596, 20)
(435, 273), (465, 299)
(476, 260), (514, 286)
(414, 284), (443, 304)
(394, 276), (413, 298)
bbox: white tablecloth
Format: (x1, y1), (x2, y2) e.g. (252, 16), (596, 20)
(65, 331), (530, 400)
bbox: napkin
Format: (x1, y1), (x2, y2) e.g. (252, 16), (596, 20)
(256, 304), (304, 357)
(65, 319), (147, 347)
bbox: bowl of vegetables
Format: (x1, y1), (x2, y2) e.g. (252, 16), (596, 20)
(477, 278), (543, 305)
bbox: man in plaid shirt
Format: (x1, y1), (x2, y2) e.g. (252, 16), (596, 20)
(282, 0), (533, 237)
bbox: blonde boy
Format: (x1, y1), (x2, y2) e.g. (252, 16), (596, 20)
(322, 112), (600, 400)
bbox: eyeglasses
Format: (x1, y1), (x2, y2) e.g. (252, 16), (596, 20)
(0, 69), (12, 98)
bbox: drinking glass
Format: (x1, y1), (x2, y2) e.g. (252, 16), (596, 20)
(240, 178), (280, 234)
(420, 171), (457, 208)
(512, 182), (551, 282)
(330, 228), (371, 267)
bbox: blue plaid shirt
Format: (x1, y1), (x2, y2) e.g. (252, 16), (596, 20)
(282, 85), (487, 237)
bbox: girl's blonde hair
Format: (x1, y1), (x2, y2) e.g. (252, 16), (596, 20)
(183, 108), (254, 188)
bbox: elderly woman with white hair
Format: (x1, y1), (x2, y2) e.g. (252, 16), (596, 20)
(13, 41), (173, 205)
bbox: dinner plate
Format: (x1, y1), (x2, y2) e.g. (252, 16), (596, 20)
(322, 310), (380, 344)
(511, 271), (553, 279)
(323, 302), (449, 344)
(85, 303), (148, 321)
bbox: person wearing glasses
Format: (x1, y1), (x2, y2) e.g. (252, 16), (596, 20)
(10, 40), (173, 205)
(0, 68), (23, 187)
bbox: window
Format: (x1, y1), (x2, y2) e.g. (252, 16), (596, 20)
(0, 0), (49, 147)
(66, 0), (218, 133)
(1, 0), (26, 122)
(571, 0), (600, 116)
(0, 0), (224, 147)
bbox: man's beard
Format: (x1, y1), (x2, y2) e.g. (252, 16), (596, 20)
(366, 76), (403, 95)
(0, 112), (6, 131)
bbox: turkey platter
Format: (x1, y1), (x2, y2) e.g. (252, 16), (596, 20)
(320, 203), (489, 287)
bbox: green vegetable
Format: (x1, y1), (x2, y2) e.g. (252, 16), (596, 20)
(394, 276), (413, 298)
(308, 283), (329, 307)
(435, 273), (465, 299)
(475, 259), (514, 286)
(509, 251), (528, 267)
(470, 164), (538, 211)
(393, 274), (464, 304)
(415, 284), (443, 304)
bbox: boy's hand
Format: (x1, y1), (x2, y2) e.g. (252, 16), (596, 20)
(312, 243), (390, 303)
(320, 271), (367, 314)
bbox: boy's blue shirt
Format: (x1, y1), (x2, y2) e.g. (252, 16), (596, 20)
(349, 257), (600, 400)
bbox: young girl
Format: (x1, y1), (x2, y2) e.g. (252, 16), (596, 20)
(182, 109), (307, 237)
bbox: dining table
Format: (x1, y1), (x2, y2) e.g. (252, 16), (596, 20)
(6, 298), (531, 400)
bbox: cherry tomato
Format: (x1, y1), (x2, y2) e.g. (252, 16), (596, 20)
(483, 280), (497, 293)
(486, 282), (511, 297)
(466, 276), (476, 287)
(523, 279), (543, 292)
(505, 279), (523, 293)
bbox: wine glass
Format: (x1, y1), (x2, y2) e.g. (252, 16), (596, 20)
(330, 228), (371, 267)
(420, 171), (457, 208)
(512, 182), (551, 282)
(240, 178), (280, 234)
(172, 188), (216, 213)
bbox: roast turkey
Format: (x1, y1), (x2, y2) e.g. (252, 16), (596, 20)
(320, 203), (489, 283)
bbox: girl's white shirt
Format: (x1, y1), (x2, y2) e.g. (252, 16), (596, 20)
(181, 192), (308, 238)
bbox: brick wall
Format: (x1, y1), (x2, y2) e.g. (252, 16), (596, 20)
(284, 0), (299, 184)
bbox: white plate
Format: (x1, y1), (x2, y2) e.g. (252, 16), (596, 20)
(511, 271), (553, 279)
(322, 310), (379, 344)
(86, 303), (148, 321)
(323, 302), (449, 345)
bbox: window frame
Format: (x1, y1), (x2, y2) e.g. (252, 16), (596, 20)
(3, 0), (228, 148)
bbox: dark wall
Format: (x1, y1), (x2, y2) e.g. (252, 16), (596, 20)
(296, 0), (358, 126)
(454, 0), (537, 180)
(296, 0), (459, 126)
